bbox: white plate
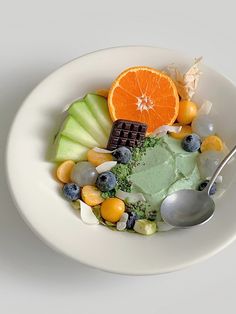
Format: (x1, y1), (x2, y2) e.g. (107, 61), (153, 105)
(6, 46), (236, 275)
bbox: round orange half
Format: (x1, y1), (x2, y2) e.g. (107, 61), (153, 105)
(108, 66), (179, 133)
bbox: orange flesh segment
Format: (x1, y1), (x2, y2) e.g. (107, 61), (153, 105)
(108, 66), (179, 133)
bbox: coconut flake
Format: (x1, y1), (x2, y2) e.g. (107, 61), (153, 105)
(157, 221), (174, 232)
(93, 147), (115, 154)
(115, 189), (146, 202)
(116, 213), (129, 230)
(152, 125), (182, 137)
(96, 161), (117, 173)
(167, 57), (202, 100)
(79, 200), (99, 225)
(119, 212), (129, 223)
(197, 100), (212, 116)
(117, 221), (126, 231)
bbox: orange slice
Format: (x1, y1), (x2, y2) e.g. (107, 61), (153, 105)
(108, 66), (179, 133)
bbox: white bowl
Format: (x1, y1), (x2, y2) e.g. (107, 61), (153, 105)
(6, 46), (236, 275)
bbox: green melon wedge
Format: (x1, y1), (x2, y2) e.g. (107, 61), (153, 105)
(60, 115), (100, 148)
(84, 93), (112, 136)
(68, 100), (108, 147)
(51, 135), (89, 162)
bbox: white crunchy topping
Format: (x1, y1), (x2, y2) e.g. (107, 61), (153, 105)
(96, 161), (117, 174)
(116, 189), (146, 202)
(116, 213), (129, 231)
(93, 147), (115, 153)
(197, 100), (212, 116)
(167, 57), (203, 100)
(79, 200), (99, 225)
(152, 125), (182, 137)
(119, 212), (129, 222)
(116, 222), (126, 231)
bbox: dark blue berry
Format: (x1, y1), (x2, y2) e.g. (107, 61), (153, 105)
(182, 134), (201, 152)
(198, 180), (217, 195)
(126, 212), (138, 229)
(63, 183), (80, 201)
(96, 171), (117, 192)
(112, 146), (132, 164)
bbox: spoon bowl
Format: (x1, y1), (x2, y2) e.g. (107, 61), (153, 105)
(161, 190), (215, 228)
(161, 144), (236, 228)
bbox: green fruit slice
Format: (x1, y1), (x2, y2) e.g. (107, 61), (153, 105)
(85, 94), (112, 136)
(60, 116), (99, 148)
(68, 100), (108, 147)
(51, 135), (89, 162)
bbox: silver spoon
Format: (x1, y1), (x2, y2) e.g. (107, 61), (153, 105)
(160, 145), (236, 228)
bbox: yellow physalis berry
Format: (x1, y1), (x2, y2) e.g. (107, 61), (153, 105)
(177, 100), (198, 125)
(81, 185), (104, 206)
(56, 160), (75, 183)
(201, 135), (224, 152)
(101, 198), (125, 223)
(87, 149), (113, 166)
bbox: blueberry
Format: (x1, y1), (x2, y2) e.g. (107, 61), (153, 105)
(63, 183), (80, 201)
(112, 146), (132, 164)
(182, 134), (201, 152)
(96, 171), (117, 192)
(126, 212), (138, 229)
(198, 180), (217, 195)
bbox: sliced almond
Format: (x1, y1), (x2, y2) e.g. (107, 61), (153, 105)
(152, 125), (182, 137)
(96, 161), (117, 174)
(93, 147), (115, 154)
(116, 189), (146, 202)
(79, 200), (99, 225)
(197, 100), (212, 116)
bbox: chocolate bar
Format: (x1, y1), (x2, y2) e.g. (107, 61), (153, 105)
(107, 119), (147, 150)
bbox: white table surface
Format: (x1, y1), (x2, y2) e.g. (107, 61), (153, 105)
(1, 0), (236, 313)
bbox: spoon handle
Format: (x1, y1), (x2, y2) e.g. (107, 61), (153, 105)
(207, 145), (236, 195)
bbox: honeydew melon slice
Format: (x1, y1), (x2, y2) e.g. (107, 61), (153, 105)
(68, 100), (108, 147)
(84, 94), (112, 136)
(60, 115), (99, 148)
(52, 135), (89, 162)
